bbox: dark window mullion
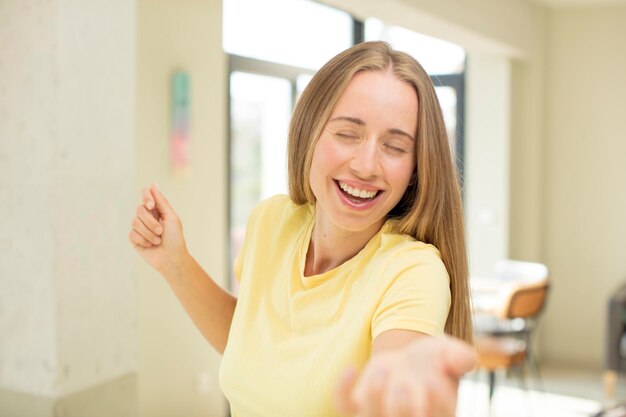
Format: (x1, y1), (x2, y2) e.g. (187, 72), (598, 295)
(353, 18), (364, 45)
(430, 72), (465, 186)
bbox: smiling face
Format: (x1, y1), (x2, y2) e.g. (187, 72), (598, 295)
(308, 69), (418, 236)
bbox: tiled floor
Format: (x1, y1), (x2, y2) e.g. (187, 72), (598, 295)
(458, 364), (626, 417)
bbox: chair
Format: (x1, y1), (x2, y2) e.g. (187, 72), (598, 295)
(474, 261), (550, 403)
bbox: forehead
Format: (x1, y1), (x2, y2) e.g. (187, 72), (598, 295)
(329, 70), (418, 133)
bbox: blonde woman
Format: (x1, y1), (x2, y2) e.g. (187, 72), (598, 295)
(129, 41), (476, 417)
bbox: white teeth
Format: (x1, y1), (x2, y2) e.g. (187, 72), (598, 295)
(338, 181), (378, 199)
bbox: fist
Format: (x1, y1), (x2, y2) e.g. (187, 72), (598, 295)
(128, 183), (189, 276)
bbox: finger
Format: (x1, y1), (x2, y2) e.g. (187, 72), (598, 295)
(136, 204), (163, 236)
(143, 188), (155, 210)
(441, 338), (477, 377)
(351, 361), (378, 405)
(131, 216), (162, 245)
(335, 367), (359, 416)
(150, 183), (175, 217)
(384, 381), (414, 417)
(128, 229), (154, 248)
(398, 374), (458, 417)
(144, 186), (162, 221)
(421, 374), (458, 417)
(360, 368), (388, 417)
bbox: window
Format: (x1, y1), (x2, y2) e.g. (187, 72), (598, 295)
(223, 0), (353, 70)
(365, 18), (465, 75)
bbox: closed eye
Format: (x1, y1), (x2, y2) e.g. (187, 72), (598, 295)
(336, 132), (360, 139)
(384, 143), (408, 154)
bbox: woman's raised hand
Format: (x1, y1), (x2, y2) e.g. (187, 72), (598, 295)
(128, 183), (189, 276)
(335, 335), (476, 417)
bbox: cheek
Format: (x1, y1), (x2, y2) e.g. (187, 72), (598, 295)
(310, 137), (343, 176)
(390, 162), (415, 201)
(308, 139), (332, 194)
(388, 158), (416, 190)
(403, 160), (417, 183)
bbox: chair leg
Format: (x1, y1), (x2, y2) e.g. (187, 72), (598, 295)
(528, 353), (546, 393)
(488, 370), (496, 402)
(515, 363), (529, 392)
(514, 363), (534, 417)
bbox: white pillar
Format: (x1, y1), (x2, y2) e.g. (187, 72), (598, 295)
(465, 54), (511, 277)
(0, 0), (136, 401)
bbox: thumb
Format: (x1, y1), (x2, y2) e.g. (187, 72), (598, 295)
(150, 183), (175, 218)
(441, 337), (478, 378)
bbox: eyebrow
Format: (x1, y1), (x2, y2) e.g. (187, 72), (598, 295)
(329, 116), (415, 142)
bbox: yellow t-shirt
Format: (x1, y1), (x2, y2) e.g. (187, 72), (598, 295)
(219, 195), (451, 417)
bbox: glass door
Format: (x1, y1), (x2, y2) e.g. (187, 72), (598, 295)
(229, 71), (293, 291)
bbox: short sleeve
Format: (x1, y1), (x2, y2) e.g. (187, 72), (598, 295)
(232, 201), (264, 284)
(231, 195), (295, 284)
(371, 251), (451, 340)
(232, 242), (245, 284)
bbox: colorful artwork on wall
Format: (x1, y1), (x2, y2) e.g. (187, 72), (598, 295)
(171, 71), (190, 174)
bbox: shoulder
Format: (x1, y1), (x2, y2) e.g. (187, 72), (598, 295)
(247, 194), (312, 234)
(252, 194), (306, 214)
(373, 229), (449, 286)
(369, 229), (451, 338)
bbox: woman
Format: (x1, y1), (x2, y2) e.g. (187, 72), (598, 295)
(129, 41), (475, 417)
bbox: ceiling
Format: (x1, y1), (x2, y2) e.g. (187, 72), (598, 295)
(527, 0), (626, 7)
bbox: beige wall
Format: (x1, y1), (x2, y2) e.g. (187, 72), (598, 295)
(399, 0), (545, 58)
(540, 6), (626, 367)
(136, 0), (228, 416)
(509, 56), (548, 263)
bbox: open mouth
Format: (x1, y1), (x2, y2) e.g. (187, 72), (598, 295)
(334, 180), (382, 204)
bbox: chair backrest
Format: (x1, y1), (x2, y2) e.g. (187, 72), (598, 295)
(505, 282), (550, 320)
(494, 259), (548, 284)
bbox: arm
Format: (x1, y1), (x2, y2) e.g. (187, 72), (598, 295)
(332, 247), (474, 415)
(335, 330), (476, 417)
(371, 329), (427, 354)
(162, 253), (237, 354)
(129, 183), (236, 354)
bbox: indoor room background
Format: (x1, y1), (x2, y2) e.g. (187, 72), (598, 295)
(1, 0), (625, 416)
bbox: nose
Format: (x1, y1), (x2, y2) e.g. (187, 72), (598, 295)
(349, 138), (381, 179)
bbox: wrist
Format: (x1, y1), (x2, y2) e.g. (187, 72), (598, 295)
(159, 250), (193, 285)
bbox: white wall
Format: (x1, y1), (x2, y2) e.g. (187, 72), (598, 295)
(0, 0), (136, 399)
(0, 0), (59, 396)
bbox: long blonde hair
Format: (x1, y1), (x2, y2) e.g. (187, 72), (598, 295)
(288, 41), (473, 344)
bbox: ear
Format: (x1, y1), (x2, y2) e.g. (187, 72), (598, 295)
(409, 172), (417, 186)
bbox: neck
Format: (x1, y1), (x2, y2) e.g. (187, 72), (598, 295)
(303, 212), (385, 277)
